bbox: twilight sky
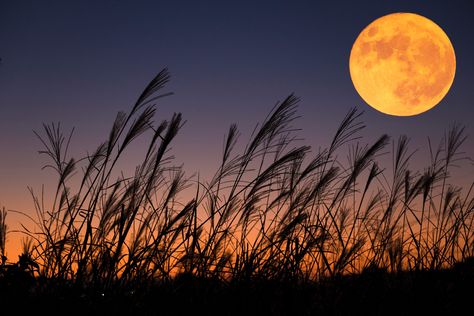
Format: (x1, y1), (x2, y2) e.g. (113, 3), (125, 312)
(1, 0), (474, 254)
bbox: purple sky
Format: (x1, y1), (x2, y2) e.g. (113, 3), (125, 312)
(1, 0), (474, 255)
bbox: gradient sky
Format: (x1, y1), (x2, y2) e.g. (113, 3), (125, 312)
(1, 0), (474, 256)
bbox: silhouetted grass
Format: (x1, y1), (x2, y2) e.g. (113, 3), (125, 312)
(1, 69), (473, 314)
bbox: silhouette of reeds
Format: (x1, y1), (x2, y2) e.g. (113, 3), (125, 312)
(1, 69), (473, 306)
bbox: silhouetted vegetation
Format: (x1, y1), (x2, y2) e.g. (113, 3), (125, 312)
(1, 69), (473, 315)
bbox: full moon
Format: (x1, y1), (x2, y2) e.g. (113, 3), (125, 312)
(349, 13), (456, 116)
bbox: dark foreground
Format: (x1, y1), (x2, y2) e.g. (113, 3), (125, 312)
(1, 263), (473, 316)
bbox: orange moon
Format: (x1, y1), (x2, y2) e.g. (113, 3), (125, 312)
(349, 13), (456, 116)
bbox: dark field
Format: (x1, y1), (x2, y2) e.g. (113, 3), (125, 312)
(1, 264), (473, 315)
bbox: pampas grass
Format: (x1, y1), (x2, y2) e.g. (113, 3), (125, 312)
(1, 69), (473, 315)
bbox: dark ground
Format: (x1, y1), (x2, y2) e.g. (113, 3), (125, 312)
(1, 262), (473, 315)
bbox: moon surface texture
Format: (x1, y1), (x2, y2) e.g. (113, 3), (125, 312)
(349, 13), (456, 116)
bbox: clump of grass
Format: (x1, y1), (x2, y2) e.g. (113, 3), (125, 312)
(7, 69), (474, 295)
